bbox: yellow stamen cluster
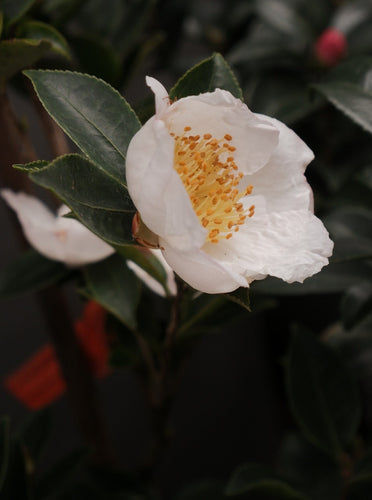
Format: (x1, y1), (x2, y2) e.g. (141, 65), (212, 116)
(172, 126), (254, 244)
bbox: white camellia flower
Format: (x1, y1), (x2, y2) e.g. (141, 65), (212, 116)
(126, 77), (334, 294)
(1, 189), (114, 267)
(127, 249), (177, 297)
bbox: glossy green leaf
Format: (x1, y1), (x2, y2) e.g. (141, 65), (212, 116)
(83, 253), (140, 330)
(0, 39), (51, 85)
(24, 69), (141, 184)
(14, 160), (49, 172)
(0, 0), (35, 26)
(313, 57), (372, 135)
(0, 249), (70, 297)
(29, 154), (136, 246)
(341, 283), (372, 330)
(287, 328), (361, 457)
(16, 20), (70, 58)
(0, 417), (10, 493)
(226, 463), (309, 499)
(169, 53), (243, 100)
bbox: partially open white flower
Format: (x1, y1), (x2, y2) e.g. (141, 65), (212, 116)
(127, 249), (177, 297)
(1, 189), (114, 266)
(126, 77), (333, 294)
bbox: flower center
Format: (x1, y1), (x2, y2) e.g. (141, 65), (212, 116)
(172, 126), (255, 243)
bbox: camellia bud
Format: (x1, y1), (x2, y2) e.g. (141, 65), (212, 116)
(314, 28), (347, 67)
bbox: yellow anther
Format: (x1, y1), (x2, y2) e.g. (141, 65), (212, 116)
(172, 127), (254, 243)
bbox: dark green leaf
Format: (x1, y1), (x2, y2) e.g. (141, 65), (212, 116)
(277, 433), (343, 500)
(324, 207), (372, 262)
(70, 35), (120, 85)
(228, 22), (300, 68)
(0, 249), (70, 297)
(16, 20), (70, 58)
(117, 245), (169, 295)
(0, 0), (35, 26)
(286, 328), (361, 457)
(313, 57), (372, 135)
(341, 283), (372, 330)
(249, 76), (321, 124)
(24, 69), (141, 183)
(0, 417), (10, 493)
(0, 39), (51, 85)
(17, 409), (51, 466)
(226, 463), (309, 499)
(256, 0), (330, 44)
(29, 154), (135, 246)
(14, 160), (49, 172)
(83, 253), (140, 330)
(169, 53), (243, 100)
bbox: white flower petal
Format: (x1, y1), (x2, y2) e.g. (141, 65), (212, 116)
(126, 117), (206, 250)
(125, 77), (333, 294)
(1, 189), (114, 266)
(146, 76), (169, 117)
(161, 238), (247, 294)
(127, 249), (177, 297)
(205, 210), (333, 284)
(245, 115), (315, 213)
(163, 88), (279, 175)
(59, 218), (114, 266)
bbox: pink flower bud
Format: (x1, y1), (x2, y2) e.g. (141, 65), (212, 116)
(314, 28), (347, 67)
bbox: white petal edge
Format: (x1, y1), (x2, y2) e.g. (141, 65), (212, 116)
(205, 209), (334, 284)
(160, 238), (247, 294)
(146, 76), (170, 117)
(1, 189), (114, 266)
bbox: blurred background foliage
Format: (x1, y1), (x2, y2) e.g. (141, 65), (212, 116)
(1, 0), (372, 499)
